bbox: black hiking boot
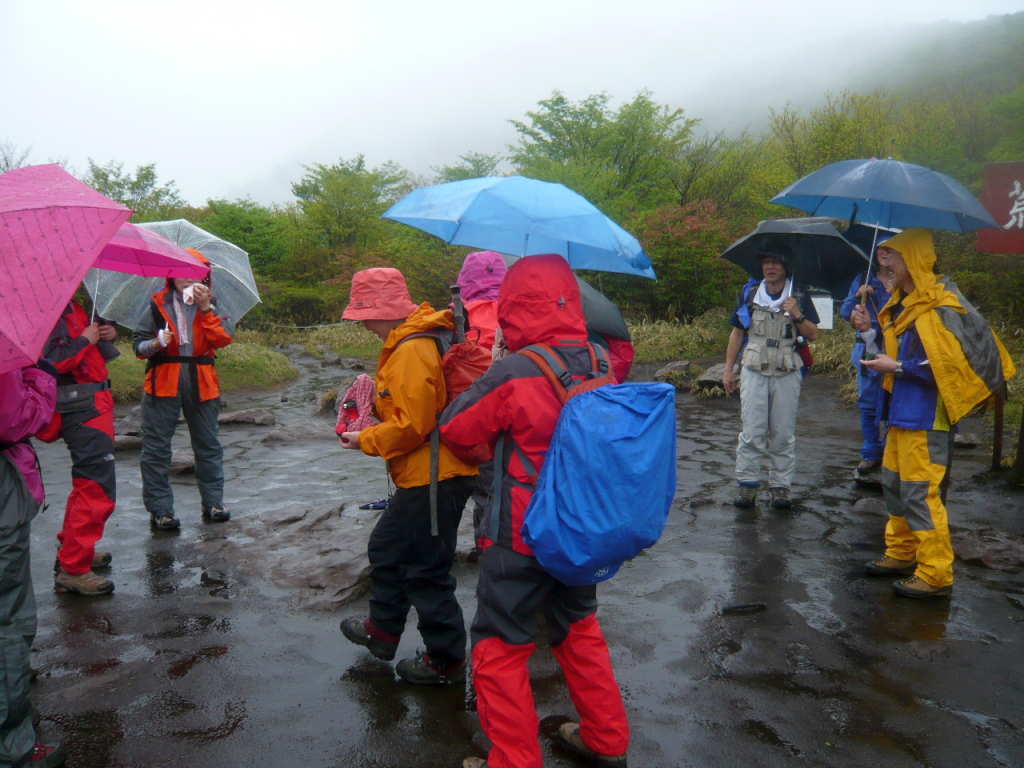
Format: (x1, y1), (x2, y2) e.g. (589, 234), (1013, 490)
(340, 616), (399, 661)
(202, 505), (231, 522)
(396, 651), (466, 685)
(150, 511), (181, 531)
(770, 487), (792, 510)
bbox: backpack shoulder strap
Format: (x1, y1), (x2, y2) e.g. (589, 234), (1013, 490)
(518, 343), (573, 403)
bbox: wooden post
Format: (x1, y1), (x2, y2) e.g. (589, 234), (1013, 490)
(992, 390), (1004, 472)
(1012, 405), (1024, 490)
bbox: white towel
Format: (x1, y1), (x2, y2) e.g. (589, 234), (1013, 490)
(753, 278), (793, 312)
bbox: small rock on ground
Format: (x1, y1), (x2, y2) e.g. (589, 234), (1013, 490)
(952, 527), (1024, 573)
(170, 449), (195, 475)
(218, 408), (276, 426)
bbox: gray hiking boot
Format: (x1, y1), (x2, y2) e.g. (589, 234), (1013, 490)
(150, 511), (181, 531)
(340, 616), (399, 661)
(55, 569), (114, 597)
(557, 722), (628, 767)
(733, 484), (758, 508)
(462, 758), (487, 768)
(202, 505), (231, 522)
(770, 487), (792, 509)
(395, 652), (466, 685)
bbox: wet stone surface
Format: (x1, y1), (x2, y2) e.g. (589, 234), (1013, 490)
(28, 354), (1024, 768)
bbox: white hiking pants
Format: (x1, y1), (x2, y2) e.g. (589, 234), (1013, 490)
(736, 367), (802, 490)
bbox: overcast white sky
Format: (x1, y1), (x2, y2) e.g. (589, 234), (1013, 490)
(2, 1), (1019, 206)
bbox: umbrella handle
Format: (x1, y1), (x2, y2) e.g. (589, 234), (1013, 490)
(861, 226), (880, 308)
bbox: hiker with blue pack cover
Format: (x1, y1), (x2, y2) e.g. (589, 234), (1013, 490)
(441, 255), (665, 768)
(336, 267), (478, 685)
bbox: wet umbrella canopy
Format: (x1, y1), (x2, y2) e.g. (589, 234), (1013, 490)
(770, 158), (999, 232)
(383, 176), (657, 279)
(86, 219), (260, 333)
(0, 164), (132, 374)
(721, 218), (870, 298)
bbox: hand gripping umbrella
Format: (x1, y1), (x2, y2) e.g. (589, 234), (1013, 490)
(88, 219), (260, 333)
(383, 176), (657, 279)
(0, 164), (132, 375)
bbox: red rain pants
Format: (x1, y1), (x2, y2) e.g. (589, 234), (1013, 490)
(56, 403), (116, 576)
(470, 545), (629, 768)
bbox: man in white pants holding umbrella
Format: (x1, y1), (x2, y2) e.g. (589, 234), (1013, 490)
(724, 243), (819, 509)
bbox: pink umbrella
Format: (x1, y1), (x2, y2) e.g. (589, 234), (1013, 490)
(95, 222), (210, 279)
(87, 222), (211, 322)
(0, 164), (133, 375)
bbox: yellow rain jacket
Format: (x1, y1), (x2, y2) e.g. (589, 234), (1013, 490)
(359, 303), (478, 488)
(878, 228), (1016, 425)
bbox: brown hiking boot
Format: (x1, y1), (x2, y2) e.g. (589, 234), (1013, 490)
(54, 550), (111, 571)
(893, 575), (952, 599)
(557, 723), (628, 767)
(55, 569), (114, 596)
(864, 555), (918, 576)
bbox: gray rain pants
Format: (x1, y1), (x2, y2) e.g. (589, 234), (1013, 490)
(736, 366), (802, 490)
(0, 458), (38, 767)
(140, 393), (224, 514)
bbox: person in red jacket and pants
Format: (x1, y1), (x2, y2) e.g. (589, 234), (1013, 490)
(440, 255), (629, 768)
(41, 299), (119, 597)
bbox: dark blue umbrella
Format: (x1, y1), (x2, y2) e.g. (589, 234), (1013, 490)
(770, 159), (998, 233)
(382, 176), (656, 279)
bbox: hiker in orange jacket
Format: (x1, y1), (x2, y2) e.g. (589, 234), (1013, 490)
(337, 267), (478, 685)
(132, 253), (233, 531)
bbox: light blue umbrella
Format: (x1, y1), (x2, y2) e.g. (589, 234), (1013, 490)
(383, 176), (656, 279)
(770, 158), (998, 232)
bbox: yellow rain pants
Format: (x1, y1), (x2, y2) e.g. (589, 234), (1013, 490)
(881, 427), (954, 588)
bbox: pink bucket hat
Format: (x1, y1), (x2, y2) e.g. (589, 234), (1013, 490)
(457, 251), (507, 303)
(342, 268), (419, 321)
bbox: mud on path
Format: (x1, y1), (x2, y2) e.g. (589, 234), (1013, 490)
(28, 350), (1024, 768)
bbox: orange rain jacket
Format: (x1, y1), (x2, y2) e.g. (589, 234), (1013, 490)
(358, 303), (478, 488)
(134, 286), (233, 401)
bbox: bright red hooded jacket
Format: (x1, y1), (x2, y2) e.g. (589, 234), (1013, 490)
(440, 255), (602, 556)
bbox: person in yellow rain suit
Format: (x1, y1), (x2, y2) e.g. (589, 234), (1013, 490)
(853, 228), (1016, 598)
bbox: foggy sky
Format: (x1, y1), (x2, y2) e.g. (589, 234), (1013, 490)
(2, 0), (1019, 206)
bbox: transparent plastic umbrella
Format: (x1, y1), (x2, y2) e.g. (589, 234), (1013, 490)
(86, 219), (260, 332)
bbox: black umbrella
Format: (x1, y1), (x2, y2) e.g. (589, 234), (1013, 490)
(720, 218), (870, 299)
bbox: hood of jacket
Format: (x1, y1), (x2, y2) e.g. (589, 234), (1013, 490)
(497, 255), (587, 352)
(378, 303), (455, 366)
(457, 251), (507, 303)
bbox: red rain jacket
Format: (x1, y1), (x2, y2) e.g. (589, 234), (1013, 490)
(440, 255), (599, 556)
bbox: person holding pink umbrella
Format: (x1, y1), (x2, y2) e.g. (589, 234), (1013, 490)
(39, 297), (120, 596)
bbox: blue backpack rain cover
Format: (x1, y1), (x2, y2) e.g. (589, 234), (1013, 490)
(521, 382), (677, 586)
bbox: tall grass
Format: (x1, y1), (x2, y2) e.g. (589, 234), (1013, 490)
(628, 308), (733, 364)
(237, 324), (382, 361)
(106, 340), (298, 403)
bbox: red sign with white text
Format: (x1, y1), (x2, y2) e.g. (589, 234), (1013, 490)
(977, 162), (1024, 254)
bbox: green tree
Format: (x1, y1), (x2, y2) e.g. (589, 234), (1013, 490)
(432, 151), (502, 183)
(0, 139), (32, 173)
(204, 198), (289, 273)
(83, 160), (186, 220)
(291, 155), (408, 253)
(509, 90), (697, 217)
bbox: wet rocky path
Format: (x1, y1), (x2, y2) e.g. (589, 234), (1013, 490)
(27, 350), (1024, 767)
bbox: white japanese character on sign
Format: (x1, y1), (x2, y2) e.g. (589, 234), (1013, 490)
(1005, 180), (1024, 230)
